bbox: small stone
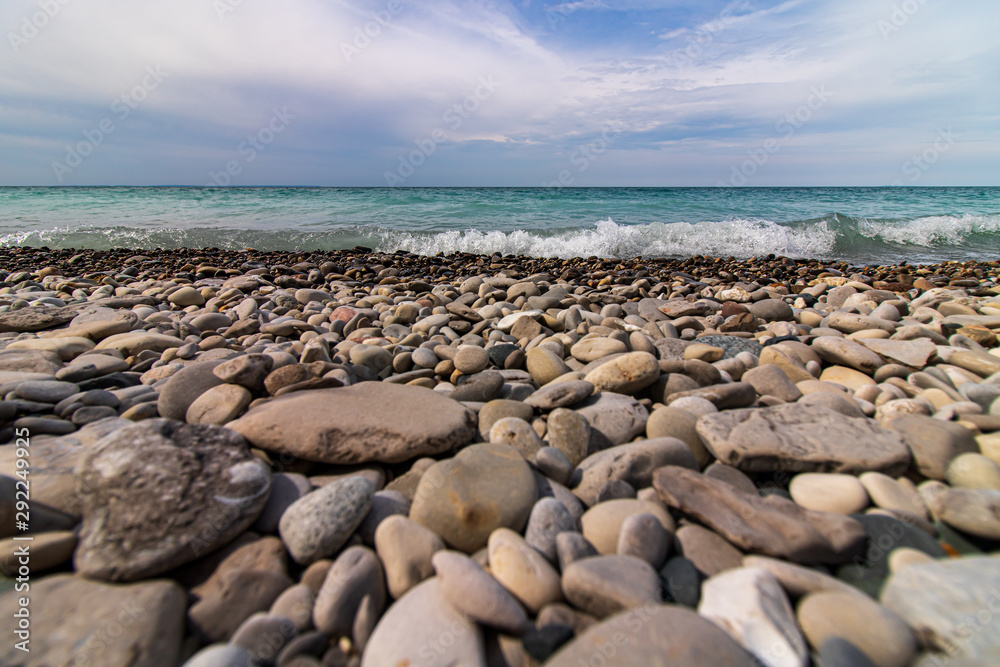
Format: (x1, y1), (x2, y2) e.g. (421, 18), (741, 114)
(561, 555), (662, 618)
(230, 614), (298, 664)
(488, 528), (564, 613)
(574, 392), (649, 447)
(674, 524), (744, 577)
(374, 515), (444, 599)
(584, 351), (660, 395)
(742, 364), (803, 403)
(185, 383), (252, 425)
(454, 345), (490, 374)
(947, 453), (1000, 490)
(450, 369), (504, 402)
(580, 498), (674, 555)
(524, 380), (595, 410)
(885, 415), (979, 480)
(646, 406), (712, 468)
(525, 497), (577, 562)
(570, 337), (627, 362)
(410, 443), (537, 553)
(699, 566), (808, 667)
(798, 591), (916, 667)
(169, 286), (205, 306)
(859, 472), (927, 518)
(939, 487), (1000, 539)
(312, 546), (385, 648)
(617, 512), (670, 568)
(789, 473), (870, 515)
(526, 347), (572, 385)
(489, 416), (544, 458)
(572, 437), (698, 506)
(278, 476), (375, 565)
(433, 550), (530, 635)
(546, 407), (591, 467)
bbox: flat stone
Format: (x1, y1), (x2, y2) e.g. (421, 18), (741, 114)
(699, 566), (808, 667)
(572, 437), (698, 506)
(6, 336), (95, 360)
(169, 286), (205, 306)
(655, 466), (866, 565)
(574, 392), (649, 447)
(881, 556), (1000, 660)
(547, 604), (757, 666)
(812, 336), (885, 374)
(674, 524), (745, 577)
(668, 382), (758, 410)
(861, 338), (938, 368)
(188, 569), (292, 643)
(0, 574), (186, 667)
(742, 364), (803, 403)
(0, 530), (76, 576)
(820, 365), (877, 391)
(361, 578), (485, 667)
(584, 351), (660, 395)
(885, 415), (979, 480)
(14, 379), (80, 403)
(524, 380), (594, 410)
(571, 337), (628, 362)
(0, 349), (63, 374)
(789, 473), (870, 514)
(278, 476), (375, 565)
(410, 443), (537, 553)
(0, 306), (78, 332)
(695, 335), (764, 359)
(525, 497), (577, 562)
(96, 331), (184, 355)
(229, 383), (476, 464)
(213, 353), (274, 391)
(859, 472), (927, 518)
(798, 591), (916, 667)
(433, 550), (530, 635)
(375, 515), (444, 599)
(526, 347), (572, 385)
(697, 404), (911, 475)
(748, 300), (795, 322)
(489, 416), (544, 458)
(646, 406), (712, 467)
(562, 555), (662, 618)
(74, 419), (271, 581)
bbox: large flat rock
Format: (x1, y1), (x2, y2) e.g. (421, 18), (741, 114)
(228, 383), (476, 464)
(696, 404), (911, 475)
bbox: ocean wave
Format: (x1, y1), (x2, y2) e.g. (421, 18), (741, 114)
(2, 213), (998, 265)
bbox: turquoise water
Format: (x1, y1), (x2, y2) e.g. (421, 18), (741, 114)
(1, 187), (998, 265)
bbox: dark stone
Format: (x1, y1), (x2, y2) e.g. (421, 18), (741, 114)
(523, 624), (575, 662)
(690, 335), (762, 359)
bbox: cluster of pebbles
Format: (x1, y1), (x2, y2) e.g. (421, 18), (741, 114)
(1, 245), (1000, 667)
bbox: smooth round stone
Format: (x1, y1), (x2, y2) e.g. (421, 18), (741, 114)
(617, 512), (670, 568)
(646, 406), (712, 468)
(488, 528), (563, 613)
(789, 473), (870, 515)
(489, 417), (544, 458)
(820, 366), (877, 391)
(947, 453), (1000, 491)
(798, 391), (866, 418)
(168, 286), (205, 307)
(410, 443), (537, 553)
(278, 476), (375, 565)
(580, 499), (674, 555)
(797, 591), (917, 667)
(185, 383), (253, 426)
(14, 380), (80, 403)
(268, 584), (316, 631)
(230, 614), (297, 663)
(454, 346), (490, 374)
(939, 488), (1000, 540)
(524, 497), (577, 563)
(374, 515), (444, 599)
(668, 396), (717, 416)
(526, 347), (572, 386)
(523, 380), (594, 410)
(661, 556), (702, 608)
(349, 344), (392, 372)
(859, 472), (927, 519)
(583, 351), (660, 395)
(432, 550), (530, 635)
(742, 364), (802, 403)
(561, 555), (662, 619)
(570, 337), (627, 363)
(410, 347), (439, 369)
(450, 369), (504, 402)
(534, 447), (574, 486)
(545, 407), (591, 467)
(312, 546), (385, 643)
(361, 579), (485, 667)
(72, 405), (119, 425)
(477, 398), (534, 440)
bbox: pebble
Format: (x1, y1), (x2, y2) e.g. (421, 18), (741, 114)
(374, 515), (444, 599)
(561, 554), (663, 618)
(580, 498), (674, 555)
(488, 527), (564, 613)
(797, 591), (917, 667)
(278, 476), (375, 565)
(789, 473), (871, 514)
(432, 550), (530, 634)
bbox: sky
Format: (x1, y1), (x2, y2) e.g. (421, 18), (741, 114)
(0, 0), (997, 187)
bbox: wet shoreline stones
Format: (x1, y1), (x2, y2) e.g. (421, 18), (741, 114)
(1, 245), (999, 665)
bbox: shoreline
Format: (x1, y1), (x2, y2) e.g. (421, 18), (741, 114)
(1, 243), (1000, 665)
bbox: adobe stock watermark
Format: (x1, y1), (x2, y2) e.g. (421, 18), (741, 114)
(877, 0), (930, 39)
(717, 84), (833, 187)
(665, 0), (749, 72)
(7, 0), (73, 53)
(542, 122), (623, 188)
(890, 128), (956, 185)
(383, 75), (501, 186)
(341, 0), (404, 62)
(51, 65), (168, 183)
(205, 107), (295, 186)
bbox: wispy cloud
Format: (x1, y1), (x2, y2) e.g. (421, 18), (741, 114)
(0, 0), (996, 185)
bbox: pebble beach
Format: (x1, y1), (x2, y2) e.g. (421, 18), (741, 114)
(2, 244), (1000, 667)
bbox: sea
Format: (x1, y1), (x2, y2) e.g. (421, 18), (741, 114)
(1, 187), (998, 266)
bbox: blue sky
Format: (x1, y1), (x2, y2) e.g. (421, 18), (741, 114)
(1, 0), (997, 186)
